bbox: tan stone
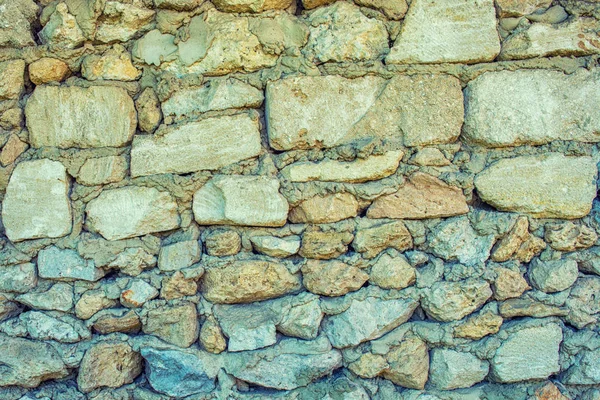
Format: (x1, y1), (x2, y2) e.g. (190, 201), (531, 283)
(77, 156), (127, 186)
(454, 311), (503, 340)
(367, 173), (468, 219)
(301, 260), (368, 297)
(155, 0), (204, 10)
(354, 0), (408, 19)
(515, 235), (547, 263)
(39, 3), (85, 49)
(213, 0), (292, 12)
(75, 290), (117, 320)
(136, 88), (162, 133)
(93, 311), (142, 334)
(410, 147), (450, 166)
(545, 222), (598, 252)
(491, 216), (530, 262)
(302, 0), (334, 9)
(422, 280), (492, 322)
(143, 302), (199, 347)
(201, 260), (302, 304)
(0, 134), (28, 166)
(95, 1), (154, 43)
(28, 58), (70, 85)
(0, 0), (38, 48)
(382, 338), (429, 390)
(200, 316), (227, 354)
(161, 271), (198, 300)
(205, 230), (241, 257)
(349, 353), (388, 378)
(81, 45), (141, 81)
(352, 221), (413, 259)
(534, 382), (570, 400)
(499, 299), (568, 318)
(493, 267), (530, 301)
(369, 253), (416, 290)
(496, 0), (552, 16)
(289, 193), (359, 224)
(0, 60), (25, 101)
(299, 231), (354, 260)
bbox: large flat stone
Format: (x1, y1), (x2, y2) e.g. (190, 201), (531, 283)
(474, 153), (597, 219)
(2, 159), (72, 242)
(143, 302), (199, 348)
(421, 279), (492, 322)
(38, 246), (104, 282)
(192, 175), (288, 227)
(131, 114), (262, 177)
(386, 0), (500, 64)
(464, 69), (600, 147)
(86, 186), (180, 241)
(25, 85), (136, 148)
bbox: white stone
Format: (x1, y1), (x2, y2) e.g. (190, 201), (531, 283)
(77, 156), (127, 186)
(2, 159), (72, 242)
(250, 236), (301, 258)
(158, 240), (201, 272)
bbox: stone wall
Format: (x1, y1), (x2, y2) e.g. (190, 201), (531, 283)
(1, 0), (600, 398)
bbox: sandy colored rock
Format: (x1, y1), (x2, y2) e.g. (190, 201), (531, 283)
(496, 0), (552, 16)
(77, 156), (127, 186)
(493, 267), (530, 300)
(349, 353), (389, 378)
(205, 230), (241, 257)
(200, 316), (227, 354)
(454, 310), (503, 340)
(201, 260), (301, 304)
(213, 0), (292, 12)
(368, 173), (469, 219)
(26, 85), (136, 148)
(81, 45), (141, 81)
(95, 1), (154, 43)
(354, 0), (408, 19)
(0, 134), (28, 166)
(0, 0), (38, 47)
(2, 159), (72, 242)
(93, 311), (142, 334)
(143, 302), (199, 347)
(515, 235), (547, 263)
(387, 0), (500, 64)
(0, 60), (25, 101)
(136, 88), (162, 133)
(155, 0), (204, 10)
(545, 222), (598, 252)
(353, 221), (413, 259)
(302, 0), (334, 9)
(39, 3), (85, 49)
(132, 29), (178, 66)
(121, 279), (159, 308)
(410, 147), (450, 166)
(498, 298), (568, 318)
(492, 216), (530, 262)
(131, 114), (261, 177)
(161, 271), (198, 300)
(302, 260), (368, 297)
(422, 279), (492, 322)
(75, 290), (116, 320)
(300, 231), (354, 260)
(382, 338), (429, 389)
(250, 235), (300, 258)
(475, 154), (597, 219)
(534, 382), (570, 400)
(289, 193), (359, 223)
(369, 253), (416, 290)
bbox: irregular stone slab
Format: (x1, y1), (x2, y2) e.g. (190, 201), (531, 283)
(563, 348), (600, 385)
(323, 297), (417, 348)
(77, 155), (127, 186)
(158, 240), (201, 272)
(464, 69), (600, 147)
(491, 216), (530, 263)
(453, 310), (503, 340)
(200, 316), (227, 354)
(131, 114), (261, 177)
(529, 258), (579, 293)
(386, 0), (500, 64)
(132, 29), (178, 67)
(250, 235), (301, 258)
(382, 337), (429, 389)
(352, 221), (413, 259)
(205, 230), (241, 256)
(155, 0), (204, 10)
(566, 277), (600, 329)
(213, 0), (292, 13)
(0, 263), (37, 293)
(86, 186), (180, 241)
(201, 260), (301, 304)
(0, 334), (68, 388)
(0, 0), (38, 47)
(304, 2), (388, 63)
(496, 0), (552, 16)
(38, 246), (104, 282)
(474, 154), (597, 219)
(78, 341), (143, 393)
(143, 302), (199, 348)
(0, 60), (25, 101)
(0, 134), (28, 167)
(225, 337), (342, 390)
(490, 322), (562, 383)
(76, 289), (117, 320)
(0, 296), (22, 322)
(136, 88), (162, 133)
(81, 45), (141, 81)
(300, 231), (353, 260)
(280, 151), (403, 183)
(16, 283), (73, 312)
(95, 1), (155, 43)
(421, 279), (492, 322)
(161, 271), (198, 300)
(39, 3), (85, 50)
(93, 310), (142, 334)
(21, 311), (90, 343)
(214, 303), (278, 352)
(142, 348), (216, 397)
(162, 80), (263, 119)
(369, 253), (416, 290)
(301, 260), (368, 297)
(2, 159), (72, 242)
(355, 0), (408, 19)
(429, 349), (489, 390)
(267, 74), (463, 150)
(493, 266), (530, 300)
(26, 85), (136, 148)
(367, 173), (469, 219)
(545, 222), (597, 252)
(289, 193), (359, 223)
(193, 175), (288, 227)
(121, 279), (159, 308)
(498, 298), (568, 318)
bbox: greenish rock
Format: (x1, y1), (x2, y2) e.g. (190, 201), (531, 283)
(38, 246), (104, 282)
(120, 279), (159, 308)
(21, 311), (90, 343)
(16, 283), (74, 312)
(132, 29), (178, 66)
(352, 220), (413, 259)
(564, 348), (600, 384)
(0, 263), (37, 293)
(421, 279), (492, 322)
(429, 349), (489, 390)
(0, 0), (38, 48)
(143, 302), (199, 347)
(565, 276), (600, 329)
(529, 258), (579, 293)
(158, 240), (201, 272)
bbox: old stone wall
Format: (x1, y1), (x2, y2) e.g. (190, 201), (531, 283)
(1, 0), (600, 398)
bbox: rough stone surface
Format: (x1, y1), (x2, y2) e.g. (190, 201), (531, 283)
(158, 240), (201, 271)
(205, 230), (241, 257)
(454, 310), (503, 340)
(0, 60), (25, 101)
(143, 302), (198, 347)
(545, 222), (598, 252)
(250, 235), (300, 258)
(496, 0), (552, 16)
(121, 279), (159, 308)
(0, 263), (37, 293)
(381, 337), (429, 389)
(0, 134), (28, 167)
(213, 0), (292, 12)
(38, 246), (104, 282)
(493, 267), (530, 300)
(529, 258), (579, 293)
(421, 279), (493, 322)
(352, 221), (413, 259)
(28, 58), (70, 85)
(77, 156), (128, 186)
(289, 193), (359, 223)
(0, 0), (38, 47)
(82, 45), (141, 81)
(369, 253), (416, 290)
(429, 349), (489, 390)
(301, 260), (368, 297)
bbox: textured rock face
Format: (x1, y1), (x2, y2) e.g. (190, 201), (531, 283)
(38, 246), (104, 282)
(353, 221), (413, 258)
(429, 349), (489, 390)
(474, 154), (598, 219)
(2, 159), (72, 242)
(0, 60), (25, 101)
(143, 302), (199, 347)
(289, 193), (359, 223)
(0, 0), (38, 47)
(529, 258), (579, 293)
(213, 0), (293, 13)
(464, 69), (600, 147)
(77, 156), (128, 186)
(26, 86), (136, 148)
(131, 114), (262, 177)
(421, 280), (493, 322)
(301, 260), (368, 296)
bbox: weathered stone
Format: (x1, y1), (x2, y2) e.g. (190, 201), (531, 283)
(0, 296), (22, 322)
(382, 338), (429, 389)
(132, 29), (178, 67)
(529, 258), (579, 293)
(496, 0), (552, 16)
(213, 0), (292, 12)
(493, 267), (530, 301)
(566, 277), (600, 329)
(0, 0), (38, 47)
(81, 45), (141, 81)
(95, 1), (154, 43)
(28, 58), (70, 85)
(276, 293), (323, 340)
(304, 2), (388, 63)
(93, 311), (142, 334)
(78, 342), (143, 393)
(200, 316), (227, 354)
(86, 186), (180, 241)
(201, 260), (301, 304)
(353, 221), (413, 259)
(158, 240), (201, 271)
(534, 382), (570, 400)
(515, 235), (547, 263)
(155, 0), (204, 10)
(131, 114), (261, 177)
(302, 260), (368, 297)
(267, 74), (463, 150)
(161, 271), (198, 300)
(0, 134), (28, 166)
(386, 0), (500, 64)
(193, 175), (288, 227)
(16, 283), (73, 312)
(280, 151), (403, 183)
(26, 85), (136, 148)
(354, 0), (407, 19)
(323, 297), (417, 348)
(290, 193), (359, 223)
(38, 246), (104, 282)
(77, 155), (127, 186)
(464, 69), (600, 147)
(143, 302), (199, 347)
(21, 311), (90, 343)
(162, 79), (263, 120)
(2, 159), (72, 242)
(302, 0), (334, 8)
(250, 12), (309, 54)
(545, 222), (597, 252)
(39, 3), (85, 49)
(250, 235), (300, 258)
(349, 353), (389, 379)
(367, 173), (469, 219)
(0, 60), (25, 101)
(499, 299), (568, 318)
(136, 88), (162, 133)
(0, 334), (68, 388)
(421, 279), (492, 322)
(0, 263), (37, 293)
(75, 290), (117, 320)
(490, 322), (562, 383)
(205, 230), (241, 257)
(492, 216), (530, 262)
(428, 216), (495, 266)
(121, 280), (159, 308)
(214, 303), (278, 352)
(429, 349), (489, 390)
(454, 310), (503, 340)
(369, 253), (416, 290)
(410, 147), (450, 166)
(300, 231), (354, 260)
(563, 348), (600, 385)
(142, 348), (215, 397)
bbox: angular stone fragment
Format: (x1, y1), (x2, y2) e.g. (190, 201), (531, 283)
(0, 60), (25, 101)
(213, 0), (292, 12)
(200, 316), (227, 354)
(515, 235), (547, 263)
(421, 279), (492, 322)
(38, 246), (104, 282)
(21, 311), (90, 343)
(28, 58), (70, 85)
(77, 155), (127, 186)
(250, 235), (300, 258)
(545, 222), (597, 252)
(0, 134), (28, 166)
(81, 45), (141, 81)
(121, 280), (159, 308)
(490, 322), (562, 383)
(0, 0), (38, 47)
(86, 186), (180, 241)
(368, 173), (469, 219)
(496, 0), (552, 16)
(2, 159), (72, 242)
(476, 154), (597, 219)
(143, 302), (199, 347)
(453, 310), (503, 340)
(382, 337), (429, 389)
(492, 216), (530, 262)
(493, 267), (530, 300)
(205, 230), (241, 257)
(75, 290), (116, 320)
(280, 151), (403, 183)
(132, 29), (178, 66)
(369, 253), (416, 290)
(201, 260), (301, 304)
(464, 69), (600, 147)
(78, 342), (143, 393)
(534, 382), (569, 400)
(16, 283), (73, 312)
(387, 0), (500, 64)
(136, 88), (161, 133)
(289, 193), (359, 223)
(566, 277), (600, 329)
(529, 258), (579, 293)
(0, 334), (68, 388)
(304, 2), (388, 63)
(299, 231), (354, 260)
(39, 3), (85, 49)
(355, 0), (408, 19)
(155, 0), (204, 10)
(0, 296), (21, 322)
(142, 348), (215, 397)
(429, 349), (489, 390)
(214, 303), (278, 352)
(193, 175), (288, 227)
(26, 85), (136, 148)
(158, 240), (201, 271)
(498, 299), (568, 318)
(95, 1), (154, 43)
(353, 221), (413, 259)
(93, 311), (142, 334)
(323, 297), (417, 348)
(302, 260), (368, 297)
(0, 263), (37, 293)
(410, 147), (450, 166)
(563, 348), (600, 385)
(161, 271), (198, 300)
